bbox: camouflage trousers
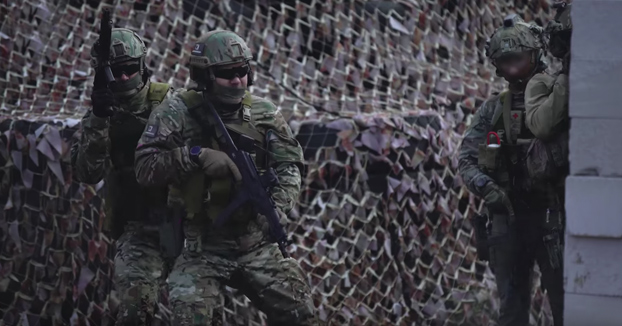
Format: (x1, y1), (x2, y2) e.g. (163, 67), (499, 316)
(113, 222), (174, 326)
(488, 210), (564, 326)
(167, 236), (318, 326)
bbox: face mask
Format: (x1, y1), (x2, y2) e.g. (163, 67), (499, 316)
(110, 71), (145, 99)
(209, 82), (247, 105)
(117, 82), (150, 113)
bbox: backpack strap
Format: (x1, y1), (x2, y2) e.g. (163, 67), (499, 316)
(241, 91), (253, 129)
(491, 91), (507, 135)
(147, 82), (171, 106)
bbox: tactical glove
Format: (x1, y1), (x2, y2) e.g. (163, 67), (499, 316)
(197, 147), (242, 181)
(482, 182), (515, 215)
(91, 88), (115, 118)
(91, 70), (116, 118)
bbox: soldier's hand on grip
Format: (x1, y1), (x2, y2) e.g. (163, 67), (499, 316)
(91, 72), (115, 118)
(197, 147), (242, 182)
(482, 182), (514, 215)
(258, 209), (288, 236)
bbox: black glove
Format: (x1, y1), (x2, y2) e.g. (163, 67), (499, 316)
(91, 70), (115, 118)
(482, 182), (515, 216)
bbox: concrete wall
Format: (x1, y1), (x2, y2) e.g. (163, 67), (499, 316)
(565, 1), (622, 325)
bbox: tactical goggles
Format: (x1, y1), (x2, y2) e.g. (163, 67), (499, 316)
(212, 65), (249, 80)
(111, 62), (141, 78)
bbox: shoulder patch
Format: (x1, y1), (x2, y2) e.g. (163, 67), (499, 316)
(144, 124), (159, 138)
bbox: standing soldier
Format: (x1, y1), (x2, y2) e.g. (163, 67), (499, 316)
(133, 30), (318, 325)
(525, 1), (572, 140)
(71, 27), (181, 325)
(458, 15), (566, 326)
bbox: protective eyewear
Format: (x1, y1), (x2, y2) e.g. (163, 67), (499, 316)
(213, 65), (249, 80)
(111, 63), (140, 78)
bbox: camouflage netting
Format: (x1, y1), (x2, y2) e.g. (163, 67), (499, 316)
(0, 0), (560, 325)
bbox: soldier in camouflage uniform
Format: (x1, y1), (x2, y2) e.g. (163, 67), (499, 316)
(72, 28), (180, 325)
(525, 2), (572, 140)
(134, 30), (318, 326)
(458, 15), (566, 326)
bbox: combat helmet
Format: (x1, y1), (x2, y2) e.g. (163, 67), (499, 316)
(546, 2), (572, 58)
(547, 2), (572, 33)
(91, 28), (148, 98)
(486, 14), (547, 75)
(189, 30), (254, 88)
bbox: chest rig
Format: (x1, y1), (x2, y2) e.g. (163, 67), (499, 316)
(104, 82), (171, 237)
(174, 90), (269, 224)
(484, 91), (564, 210)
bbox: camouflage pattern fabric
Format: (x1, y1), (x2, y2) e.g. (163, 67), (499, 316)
(524, 72), (569, 140)
(134, 91), (318, 326)
(167, 241), (316, 326)
(457, 92), (504, 197)
(485, 15), (545, 61)
(113, 222), (173, 326)
(91, 28), (148, 68)
(71, 80), (175, 326)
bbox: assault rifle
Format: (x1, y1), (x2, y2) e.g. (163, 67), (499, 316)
(195, 93), (292, 258)
(97, 8), (116, 87)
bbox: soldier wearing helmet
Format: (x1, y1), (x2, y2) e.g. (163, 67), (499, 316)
(525, 1), (571, 141)
(458, 14), (566, 326)
(547, 2), (572, 67)
(134, 30), (318, 325)
(71, 27), (178, 325)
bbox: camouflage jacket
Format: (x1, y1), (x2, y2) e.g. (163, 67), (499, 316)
(459, 92), (506, 198)
(71, 81), (173, 236)
(134, 90), (304, 238)
(524, 72), (569, 140)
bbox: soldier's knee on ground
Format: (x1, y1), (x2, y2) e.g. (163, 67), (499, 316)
(255, 258), (318, 325)
(168, 263), (222, 326)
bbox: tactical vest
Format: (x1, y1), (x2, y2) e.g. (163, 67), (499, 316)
(104, 82), (171, 237)
(486, 91), (568, 210)
(170, 90), (271, 225)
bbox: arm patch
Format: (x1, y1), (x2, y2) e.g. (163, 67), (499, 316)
(144, 124), (159, 138)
